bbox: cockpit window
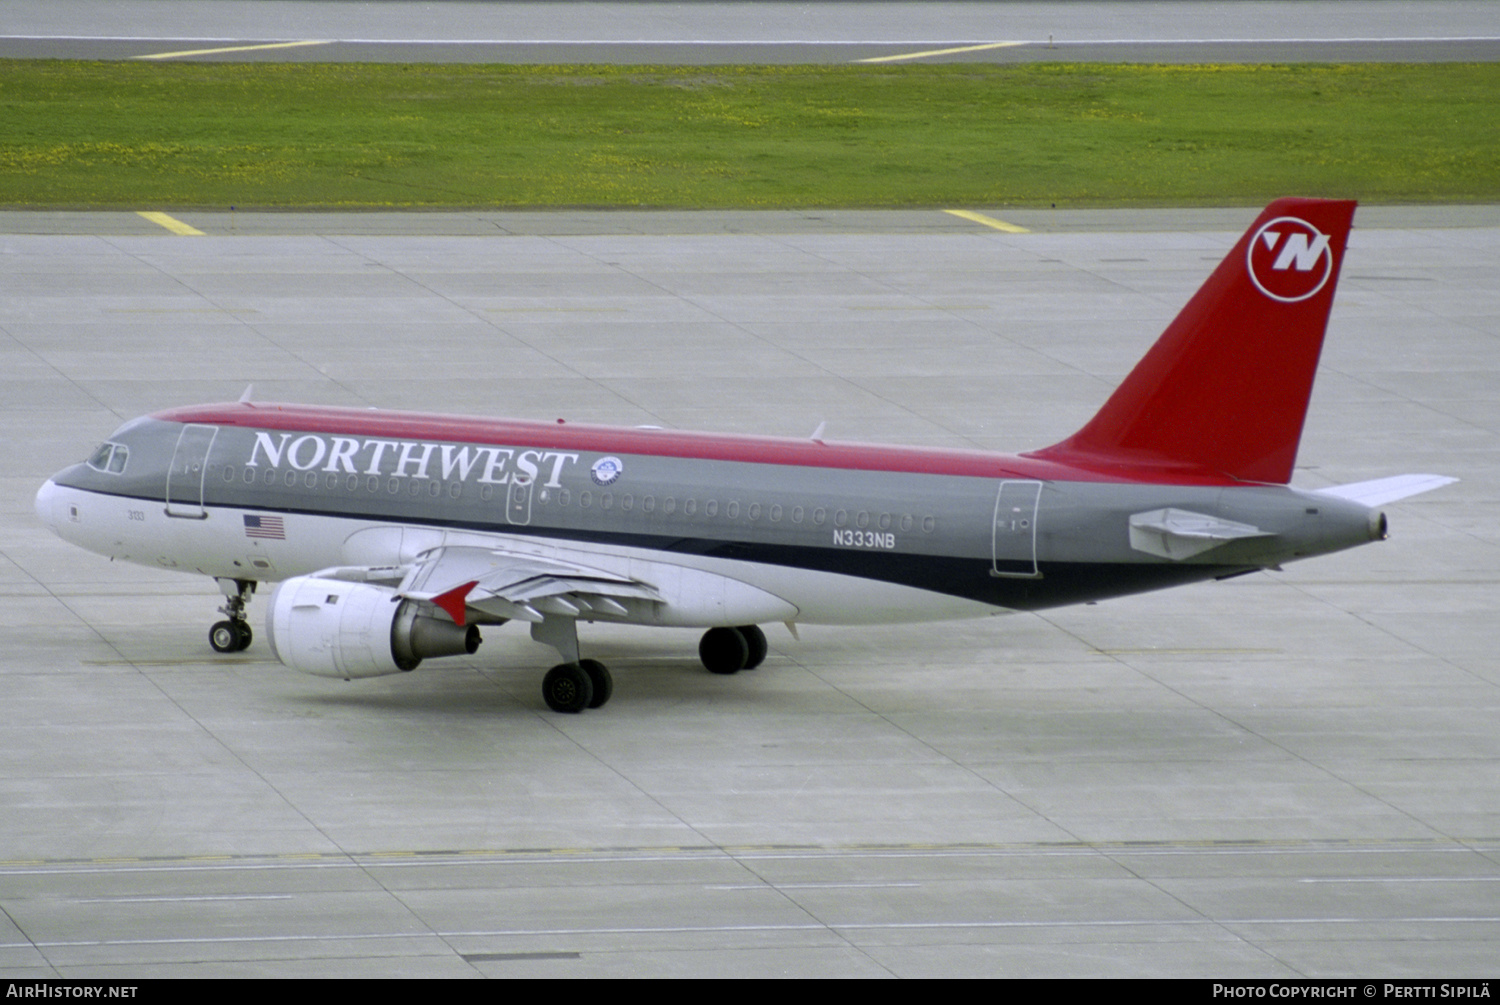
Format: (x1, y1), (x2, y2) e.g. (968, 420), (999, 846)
(86, 443), (129, 474)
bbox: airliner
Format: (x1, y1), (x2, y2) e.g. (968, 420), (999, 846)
(34, 199), (1453, 712)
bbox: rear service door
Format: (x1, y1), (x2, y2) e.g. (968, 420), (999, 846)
(992, 480), (1042, 579)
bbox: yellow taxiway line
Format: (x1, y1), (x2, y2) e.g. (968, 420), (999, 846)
(944, 209), (1030, 234)
(858, 41), (1024, 64)
(133, 39), (332, 60)
(137, 211), (205, 236)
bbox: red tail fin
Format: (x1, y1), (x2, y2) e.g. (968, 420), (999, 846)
(1031, 198), (1356, 484)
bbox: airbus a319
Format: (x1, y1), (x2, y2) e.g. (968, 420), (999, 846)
(35, 199), (1453, 712)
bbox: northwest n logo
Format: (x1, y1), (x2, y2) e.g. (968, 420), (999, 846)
(1246, 216), (1334, 303)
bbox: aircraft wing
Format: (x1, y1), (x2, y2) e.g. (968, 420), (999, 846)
(1315, 474), (1457, 508)
(391, 545), (664, 626)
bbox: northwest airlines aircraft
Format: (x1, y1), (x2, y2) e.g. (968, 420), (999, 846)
(36, 199), (1452, 712)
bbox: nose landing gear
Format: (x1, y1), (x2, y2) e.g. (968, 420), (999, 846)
(209, 578), (256, 653)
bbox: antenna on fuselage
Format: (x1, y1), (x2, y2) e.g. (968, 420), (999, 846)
(238, 384), (254, 404)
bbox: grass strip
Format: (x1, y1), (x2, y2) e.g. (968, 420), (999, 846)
(1, 60), (1495, 208)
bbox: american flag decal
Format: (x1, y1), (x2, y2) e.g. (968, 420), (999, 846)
(243, 514), (285, 540)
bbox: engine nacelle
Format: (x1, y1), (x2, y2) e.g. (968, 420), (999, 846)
(266, 575), (481, 679)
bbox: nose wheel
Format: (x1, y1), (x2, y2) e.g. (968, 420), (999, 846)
(209, 578), (256, 653)
(209, 619), (253, 653)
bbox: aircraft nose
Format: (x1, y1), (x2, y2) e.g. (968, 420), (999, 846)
(34, 478), (62, 533)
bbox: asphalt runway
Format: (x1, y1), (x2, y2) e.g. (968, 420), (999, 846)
(3, 0), (1496, 62)
(2, 207), (1496, 977)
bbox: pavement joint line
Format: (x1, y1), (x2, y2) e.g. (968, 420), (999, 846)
(136, 211), (204, 236)
(944, 208), (1030, 234)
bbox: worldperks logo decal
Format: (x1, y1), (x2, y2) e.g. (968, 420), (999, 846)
(1247, 216), (1335, 303)
(590, 456), (623, 486)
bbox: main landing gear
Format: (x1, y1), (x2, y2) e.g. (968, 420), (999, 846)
(699, 625), (768, 675)
(541, 659), (614, 714)
(533, 617), (615, 714)
(209, 578), (256, 653)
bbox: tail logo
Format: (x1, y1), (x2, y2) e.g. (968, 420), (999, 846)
(1247, 216), (1335, 303)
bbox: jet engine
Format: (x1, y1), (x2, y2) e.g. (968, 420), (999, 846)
(266, 575), (481, 679)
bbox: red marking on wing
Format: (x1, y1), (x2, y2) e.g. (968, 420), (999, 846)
(432, 580), (478, 627)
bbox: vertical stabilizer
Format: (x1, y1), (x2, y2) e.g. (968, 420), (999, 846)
(1031, 198), (1356, 484)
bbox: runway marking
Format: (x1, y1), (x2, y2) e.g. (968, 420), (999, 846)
(944, 209), (1030, 234)
(102, 308), (258, 315)
(710, 882), (920, 891)
(858, 42), (1025, 63)
(136, 211), (204, 236)
(133, 40), (332, 61)
(78, 894), (293, 903)
(484, 307), (626, 313)
(8, 915), (1500, 952)
(465, 951), (582, 962)
(1097, 647), (1281, 655)
(83, 658), (266, 666)
(845, 304), (989, 311)
(1301, 876), (1500, 884)
(2, 835), (1493, 874)
(9, 35), (1500, 47)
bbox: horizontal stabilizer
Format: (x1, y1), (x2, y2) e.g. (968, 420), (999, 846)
(1129, 508), (1271, 561)
(1315, 474), (1457, 507)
